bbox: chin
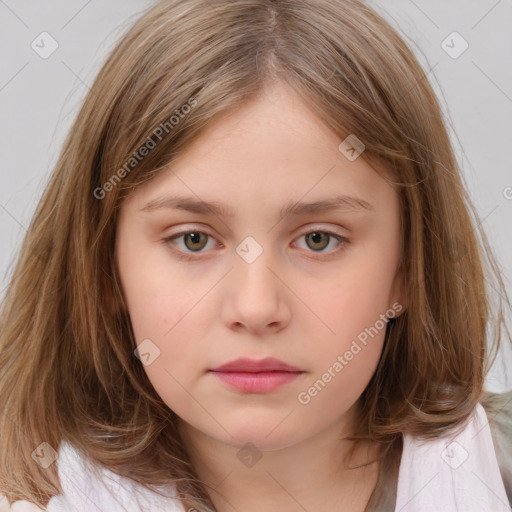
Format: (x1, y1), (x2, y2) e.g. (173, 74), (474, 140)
(218, 422), (305, 452)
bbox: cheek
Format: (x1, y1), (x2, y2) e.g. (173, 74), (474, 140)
(127, 283), (207, 370)
(119, 244), (204, 341)
(118, 264), (202, 387)
(295, 343), (383, 425)
(299, 261), (395, 351)
(292, 254), (395, 402)
(129, 292), (211, 424)
(125, 278), (219, 394)
(295, 293), (388, 417)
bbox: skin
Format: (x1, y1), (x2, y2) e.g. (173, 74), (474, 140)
(115, 81), (405, 512)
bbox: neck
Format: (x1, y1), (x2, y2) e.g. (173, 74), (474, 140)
(178, 401), (381, 512)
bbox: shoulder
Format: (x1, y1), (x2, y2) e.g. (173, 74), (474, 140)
(396, 396), (511, 511)
(481, 389), (512, 502)
(46, 441), (185, 512)
(0, 495), (45, 511)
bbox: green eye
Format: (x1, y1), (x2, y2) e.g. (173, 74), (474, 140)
(181, 232), (209, 252)
(304, 232), (331, 251)
(163, 229), (349, 260)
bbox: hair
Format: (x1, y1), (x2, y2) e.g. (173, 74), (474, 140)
(1, 0), (511, 510)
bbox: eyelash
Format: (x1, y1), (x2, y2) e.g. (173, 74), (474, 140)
(162, 227), (350, 261)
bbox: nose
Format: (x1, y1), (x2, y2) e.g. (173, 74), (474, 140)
(220, 246), (291, 336)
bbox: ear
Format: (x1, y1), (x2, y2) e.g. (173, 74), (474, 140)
(389, 265), (407, 318)
(105, 281), (121, 315)
(102, 264), (127, 317)
(104, 237), (129, 316)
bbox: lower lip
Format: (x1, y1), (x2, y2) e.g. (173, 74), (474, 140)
(210, 371), (303, 393)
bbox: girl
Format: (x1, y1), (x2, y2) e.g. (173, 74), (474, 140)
(1, 0), (511, 511)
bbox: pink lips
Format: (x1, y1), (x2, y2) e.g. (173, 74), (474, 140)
(209, 357), (304, 393)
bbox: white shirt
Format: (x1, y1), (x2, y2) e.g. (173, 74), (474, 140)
(45, 443), (185, 512)
(396, 402), (510, 511)
(2, 402), (509, 511)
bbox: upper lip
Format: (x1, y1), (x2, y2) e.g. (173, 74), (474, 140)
(210, 357), (303, 373)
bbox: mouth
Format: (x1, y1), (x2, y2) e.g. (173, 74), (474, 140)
(209, 357), (305, 393)
(209, 370), (304, 393)
(210, 356), (303, 373)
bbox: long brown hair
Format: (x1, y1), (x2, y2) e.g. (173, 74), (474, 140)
(1, 0), (511, 510)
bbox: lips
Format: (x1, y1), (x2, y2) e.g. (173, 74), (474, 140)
(209, 357), (305, 393)
(210, 357), (302, 373)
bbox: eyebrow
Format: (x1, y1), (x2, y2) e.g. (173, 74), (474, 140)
(140, 194), (374, 218)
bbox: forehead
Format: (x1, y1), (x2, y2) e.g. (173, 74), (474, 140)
(125, 82), (398, 219)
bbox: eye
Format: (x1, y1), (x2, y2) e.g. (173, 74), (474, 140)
(293, 230), (348, 257)
(163, 230), (217, 257)
(162, 228), (349, 260)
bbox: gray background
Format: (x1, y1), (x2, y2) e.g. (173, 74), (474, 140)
(1, 0), (511, 391)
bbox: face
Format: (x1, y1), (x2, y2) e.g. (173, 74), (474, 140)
(115, 81), (404, 452)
